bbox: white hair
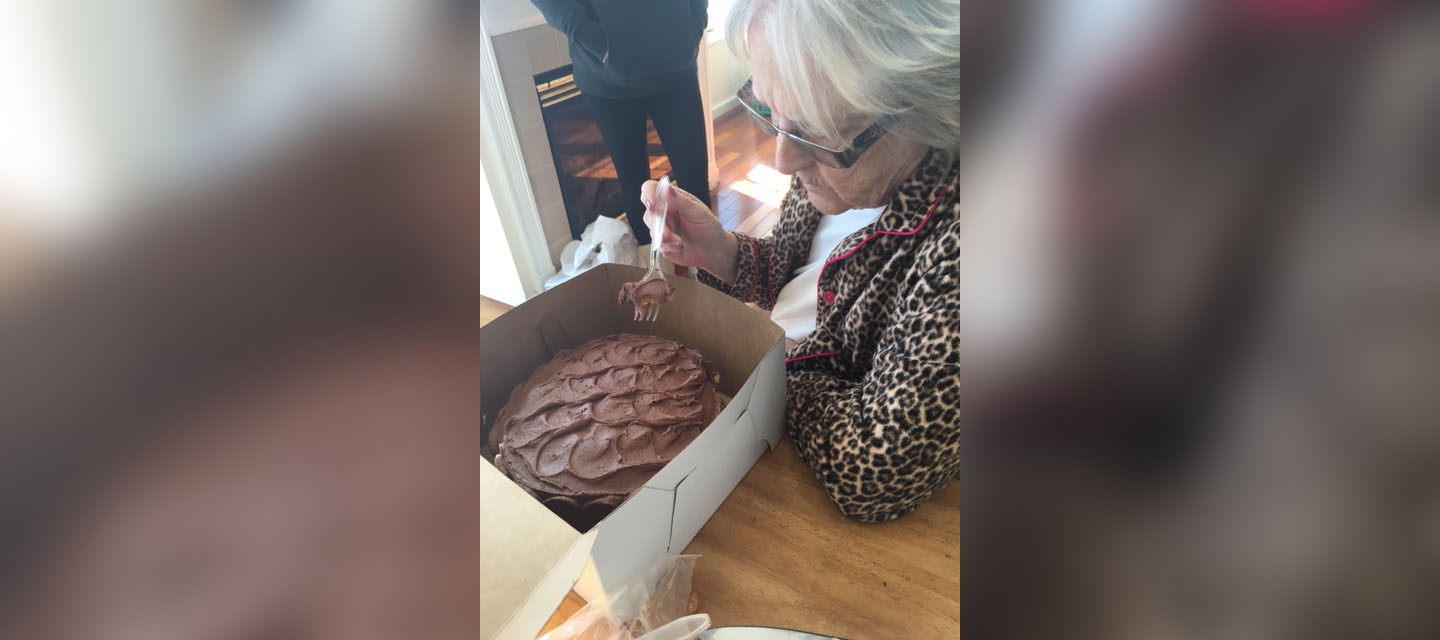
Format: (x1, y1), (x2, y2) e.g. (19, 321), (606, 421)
(726, 0), (961, 153)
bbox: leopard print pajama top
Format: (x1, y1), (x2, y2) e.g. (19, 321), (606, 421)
(698, 149), (960, 522)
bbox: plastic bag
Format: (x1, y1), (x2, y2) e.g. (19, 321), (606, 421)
(539, 555), (708, 640)
(545, 216), (644, 290)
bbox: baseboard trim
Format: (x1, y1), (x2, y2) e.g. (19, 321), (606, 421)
(711, 96), (740, 121)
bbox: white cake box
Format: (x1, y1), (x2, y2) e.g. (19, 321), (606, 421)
(480, 263), (786, 640)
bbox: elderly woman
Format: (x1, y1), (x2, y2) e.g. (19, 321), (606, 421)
(643, 0), (960, 522)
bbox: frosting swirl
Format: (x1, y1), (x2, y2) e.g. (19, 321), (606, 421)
(618, 277), (675, 315)
(488, 333), (723, 530)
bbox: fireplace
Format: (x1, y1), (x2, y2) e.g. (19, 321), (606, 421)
(534, 64), (672, 239)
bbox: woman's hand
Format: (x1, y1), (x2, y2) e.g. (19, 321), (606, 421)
(641, 180), (739, 282)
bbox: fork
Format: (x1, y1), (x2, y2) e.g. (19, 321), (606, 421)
(633, 176), (671, 322)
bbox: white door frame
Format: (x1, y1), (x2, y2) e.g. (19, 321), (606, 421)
(479, 17), (555, 299)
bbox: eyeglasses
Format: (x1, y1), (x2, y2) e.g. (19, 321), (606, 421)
(736, 78), (896, 169)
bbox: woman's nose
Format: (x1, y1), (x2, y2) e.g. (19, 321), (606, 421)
(773, 135), (812, 175)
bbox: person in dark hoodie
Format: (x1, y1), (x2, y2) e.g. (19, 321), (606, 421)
(531, 0), (712, 247)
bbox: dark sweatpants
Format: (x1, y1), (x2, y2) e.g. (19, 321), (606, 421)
(584, 75), (712, 246)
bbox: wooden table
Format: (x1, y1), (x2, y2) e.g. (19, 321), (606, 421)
(482, 297), (960, 639)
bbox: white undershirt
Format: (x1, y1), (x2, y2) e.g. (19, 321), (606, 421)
(769, 206), (886, 343)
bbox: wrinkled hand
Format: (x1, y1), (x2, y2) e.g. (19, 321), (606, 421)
(641, 180), (738, 282)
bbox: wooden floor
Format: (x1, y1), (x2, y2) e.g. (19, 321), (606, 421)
(619, 106), (784, 239)
(708, 107), (783, 238)
(564, 106), (782, 240)
(480, 295), (510, 327)
(560, 117), (674, 182)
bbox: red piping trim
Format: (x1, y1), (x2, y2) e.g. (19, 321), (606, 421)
(786, 351), (839, 364)
(788, 180), (953, 369)
(816, 181), (954, 287)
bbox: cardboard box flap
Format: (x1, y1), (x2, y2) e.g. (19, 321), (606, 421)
(720, 358), (758, 419)
(480, 461), (595, 640)
(645, 457), (698, 491)
(668, 410), (770, 553)
(749, 340), (788, 448)
(573, 482), (679, 601)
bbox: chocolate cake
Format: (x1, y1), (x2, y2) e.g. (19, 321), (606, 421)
(487, 333), (724, 530)
(618, 277), (675, 315)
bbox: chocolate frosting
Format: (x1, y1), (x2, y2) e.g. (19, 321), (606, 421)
(618, 277), (675, 314)
(488, 333), (723, 530)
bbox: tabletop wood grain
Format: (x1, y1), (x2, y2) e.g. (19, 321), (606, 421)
(683, 439), (960, 640)
(483, 296), (960, 639)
